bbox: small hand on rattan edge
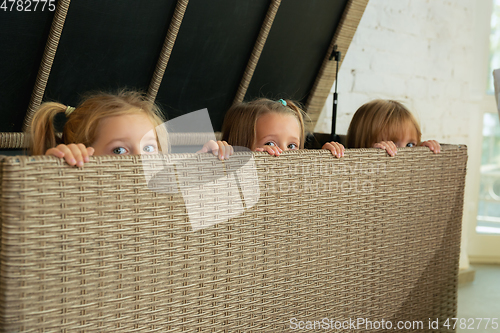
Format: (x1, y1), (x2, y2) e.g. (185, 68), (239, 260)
(255, 145), (283, 156)
(45, 144), (94, 167)
(373, 141), (398, 157)
(196, 140), (234, 160)
(420, 140), (441, 153)
(322, 141), (345, 158)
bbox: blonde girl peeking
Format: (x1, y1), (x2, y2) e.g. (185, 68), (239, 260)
(221, 98), (344, 157)
(30, 90), (232, 166)
(346, 99), (440, 157)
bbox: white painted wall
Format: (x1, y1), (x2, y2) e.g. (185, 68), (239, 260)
(314, 0), (495, 269)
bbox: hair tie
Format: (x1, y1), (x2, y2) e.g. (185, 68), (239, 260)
(278, 99), (287, 107)
(65, 106), (76, 116)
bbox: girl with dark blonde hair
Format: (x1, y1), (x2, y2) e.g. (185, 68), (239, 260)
(222, 98), (344, 157)
(31, 90), (232, 166)
(346, 99), (440, 156)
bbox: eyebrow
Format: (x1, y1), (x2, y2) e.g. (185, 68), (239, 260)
(106, 135), (157, 146)
(259, 135), (300, 142)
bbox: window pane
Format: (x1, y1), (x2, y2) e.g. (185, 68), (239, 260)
(477, 112), (500, 234)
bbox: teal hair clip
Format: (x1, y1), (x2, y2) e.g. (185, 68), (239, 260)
(278, 99), (287, 106)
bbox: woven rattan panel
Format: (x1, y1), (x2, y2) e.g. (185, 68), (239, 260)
(0, 146), (466, 332)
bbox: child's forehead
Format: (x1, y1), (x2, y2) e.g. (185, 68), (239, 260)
(98, 113), (155, 134)
(260, 112), (300, 127)
(380, 119), (418, 140)
(260, 110), (301, 126)
(256, 113), (301, 136)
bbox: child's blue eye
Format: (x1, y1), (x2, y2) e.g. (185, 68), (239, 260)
(112, 147), (127, 155)
(264, 142), (276, 147)
(288, 143), (298, 150)
(406, 143), (415, 147)
(143, 145), (156, 153)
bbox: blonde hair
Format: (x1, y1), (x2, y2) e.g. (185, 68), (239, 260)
(346, 99), (422, 148)
(221, 98), (307, 149)
(30, 90), (167, 155)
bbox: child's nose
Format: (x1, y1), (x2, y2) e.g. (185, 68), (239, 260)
(131, 146), (142, 155)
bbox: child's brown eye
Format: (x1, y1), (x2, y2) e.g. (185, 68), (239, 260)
(406, 143), (415, 148)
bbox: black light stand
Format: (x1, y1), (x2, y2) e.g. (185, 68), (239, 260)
(329, 45), (341, 142)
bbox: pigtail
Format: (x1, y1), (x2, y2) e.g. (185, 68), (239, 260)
(29, 102), (67, 155)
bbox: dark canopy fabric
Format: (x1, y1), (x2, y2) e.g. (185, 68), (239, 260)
(0, 0), (348, 133)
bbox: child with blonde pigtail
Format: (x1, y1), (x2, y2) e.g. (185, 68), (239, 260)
(30, 90), (232, 166)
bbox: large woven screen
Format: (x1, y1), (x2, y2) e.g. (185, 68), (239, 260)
(0, 146), (466, 332)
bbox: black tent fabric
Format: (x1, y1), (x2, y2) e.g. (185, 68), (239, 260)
(0, 0), (348, 133)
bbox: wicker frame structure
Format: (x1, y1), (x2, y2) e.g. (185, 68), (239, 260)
(0, 145), (466, 332)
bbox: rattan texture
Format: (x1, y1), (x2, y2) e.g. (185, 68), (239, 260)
(0, 146), (466, 332)
(0, 132), (27, 149)
(23, 0), (72, 132)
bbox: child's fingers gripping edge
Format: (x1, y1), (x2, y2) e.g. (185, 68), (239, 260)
(76, 143), (91, 163)
(87, 147), (95, 159)
(373, 141), (397, 157)
(216, 140), (225, 160)
(322, 141), (345, 158)
(421, 140), (441, 153)
(70, 143), (88, 167)
(196, 140), (218, 155)
(45, 147), (65, 159)
(218, 141), (233, 160)
(255, 146), (281, 156)
(46, 144), (79, 166)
